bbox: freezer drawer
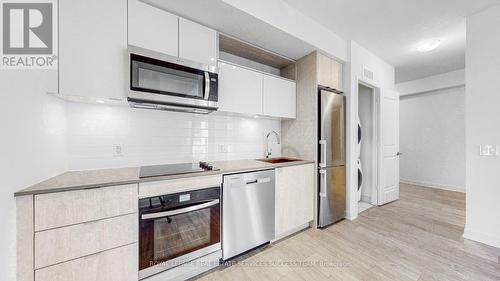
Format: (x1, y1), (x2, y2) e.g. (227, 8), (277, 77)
(318, 166), (346, 227)
(222, 169), (275, 260)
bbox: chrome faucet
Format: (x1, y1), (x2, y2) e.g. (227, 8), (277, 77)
(265, 130), (281, 158)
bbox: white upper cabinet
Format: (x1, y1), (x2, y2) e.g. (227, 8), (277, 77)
(128, 0), (178, 57)
(218, 62), (263, 115)
(179, 18), (217, 67)
(59, 0), (127, 101)
(263, 75), (296, 119)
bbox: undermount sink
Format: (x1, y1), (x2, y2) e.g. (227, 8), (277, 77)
(256, 157), (301, 164)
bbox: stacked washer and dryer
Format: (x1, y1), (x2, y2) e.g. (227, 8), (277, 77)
(357, 116), (364, 202)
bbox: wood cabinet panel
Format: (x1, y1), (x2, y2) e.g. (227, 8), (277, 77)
(317, 52), (342, 90)
(35, 214), (137, 269)
(275, 164), (315, 238)
(34, 184), (138, 231)
(317, 52), (333, 89)
(35, 244), (138, 281)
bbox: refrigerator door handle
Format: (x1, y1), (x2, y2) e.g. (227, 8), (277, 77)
(319, 169), (327, 197)
(319, 140), (327, 167)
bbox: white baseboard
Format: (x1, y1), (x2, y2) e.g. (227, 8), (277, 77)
(345, 210), (358, 221)
(400, 179), (465, 193)
(463, 227), (500, 249)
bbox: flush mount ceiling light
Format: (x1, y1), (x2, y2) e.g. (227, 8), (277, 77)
(415, 38), (442, 52)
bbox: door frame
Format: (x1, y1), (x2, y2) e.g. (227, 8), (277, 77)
(356, 77), (380, 207)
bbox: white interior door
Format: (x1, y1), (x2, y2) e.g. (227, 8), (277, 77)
(378, 89), (400, 205)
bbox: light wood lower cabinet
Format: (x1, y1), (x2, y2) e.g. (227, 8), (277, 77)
(35, 243), (138, 281)
(35, 214), (138, 269)
(275, 163), (315, 238)
(17, 184), (139, 281)
(35, 184), (138, 231)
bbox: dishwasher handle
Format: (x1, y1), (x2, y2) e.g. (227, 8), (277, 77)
(246, 177), (271, 185)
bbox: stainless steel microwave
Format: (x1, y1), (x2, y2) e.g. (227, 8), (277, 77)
(127, 46), (218, 114)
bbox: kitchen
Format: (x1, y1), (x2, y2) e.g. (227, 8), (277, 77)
(12, 0), (350, 280)
(7, 0), (499, 280)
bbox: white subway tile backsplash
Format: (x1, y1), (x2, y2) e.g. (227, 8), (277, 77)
(66, 103), (281, 170)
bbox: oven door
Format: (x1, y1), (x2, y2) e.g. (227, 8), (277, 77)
(138, 188), (221, 279)
(128, 47), (218, 110)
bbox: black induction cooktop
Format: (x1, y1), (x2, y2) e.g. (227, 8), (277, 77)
(139, 162), (218, 178)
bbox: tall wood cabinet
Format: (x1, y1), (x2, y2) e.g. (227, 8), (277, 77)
(281, 51), (344, 228)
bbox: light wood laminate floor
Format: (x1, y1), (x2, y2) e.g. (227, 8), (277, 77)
(197, 183), (500, 281)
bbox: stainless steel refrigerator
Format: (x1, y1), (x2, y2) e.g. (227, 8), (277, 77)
(318, 87), (346, 228)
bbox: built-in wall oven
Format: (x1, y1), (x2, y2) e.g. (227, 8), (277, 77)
(127, 45), (218, 114)
(138, 187), (221, 279)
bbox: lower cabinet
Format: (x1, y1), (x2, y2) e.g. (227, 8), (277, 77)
(17, 184), (139, 281)
(275, 163), (315, 238)
(35, 243), (138, 281)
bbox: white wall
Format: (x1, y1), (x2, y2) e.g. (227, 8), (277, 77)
(0, 70), (67, 281)
(345, 41), (395, 219)
(399, 86), (465, 192)
(396, 69), (465, 96)
(66, 103), (281, 170)
(358, 84), (375, 201)
(464, 4), (500, 248)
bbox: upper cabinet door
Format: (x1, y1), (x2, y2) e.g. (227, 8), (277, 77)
(59, 0), (127, 100)
(128, 0), (178, 57)
(218, 63), (263, 115)
(317, 52), (342, 91)
(179, 18), (217, 67)
(317, 52), (333, 89)
(263, 76), (296, 119)
(331, 59), (342, 90)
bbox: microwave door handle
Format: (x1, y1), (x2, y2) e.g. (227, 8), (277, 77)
(141, 199), (219, 220)
(204, 72), (210, 100)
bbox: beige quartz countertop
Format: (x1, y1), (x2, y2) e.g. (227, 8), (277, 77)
(14, 159), (314, 196)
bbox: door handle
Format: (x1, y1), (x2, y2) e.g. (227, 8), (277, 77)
(319, 169), (327, 197)
(204, 72), (210, 100)
(141, 199), (219, 220)
(396, 152), (403, 156)
(319, 140), (326, 167)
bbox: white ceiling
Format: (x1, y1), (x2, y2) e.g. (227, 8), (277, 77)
(283, 0), (500, 83)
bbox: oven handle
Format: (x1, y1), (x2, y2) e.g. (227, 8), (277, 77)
(140, 199), (219, 220)
(204, 72), (210, 100)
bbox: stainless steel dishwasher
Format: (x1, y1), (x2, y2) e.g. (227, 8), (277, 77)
(222, 169), (275, 260)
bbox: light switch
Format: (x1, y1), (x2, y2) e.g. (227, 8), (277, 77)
(479, 145), (498, 156)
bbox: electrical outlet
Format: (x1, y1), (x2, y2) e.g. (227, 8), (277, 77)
(479, 145), (498, 156)
(113, 144), (124, 157)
